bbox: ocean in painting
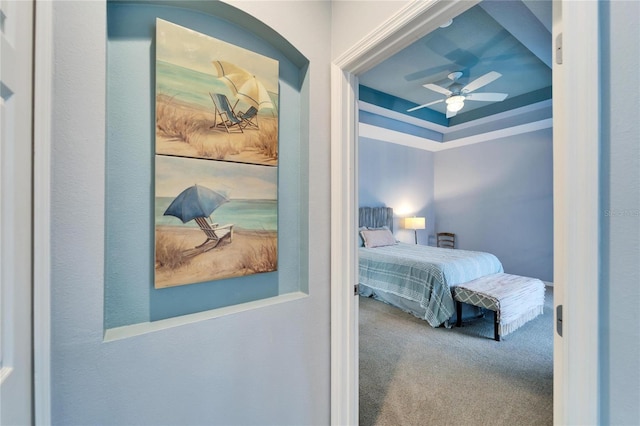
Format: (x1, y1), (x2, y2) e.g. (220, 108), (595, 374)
(156, 60), (279, 114)
(156, 197), (277, 231)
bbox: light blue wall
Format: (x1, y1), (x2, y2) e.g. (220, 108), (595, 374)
(359, 137), (435, 244)
(50, 1), (331, 424)
(600, 1), (640, 424)
(434, 129), (553, 282)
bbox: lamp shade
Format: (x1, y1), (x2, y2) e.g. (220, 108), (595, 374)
(404, 217), (425, 230)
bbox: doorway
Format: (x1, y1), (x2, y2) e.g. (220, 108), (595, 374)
(357, 2), (553, 423)
(330, 1), (601, 425)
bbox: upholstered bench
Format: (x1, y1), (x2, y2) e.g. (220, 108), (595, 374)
(453, 273), (545, 341)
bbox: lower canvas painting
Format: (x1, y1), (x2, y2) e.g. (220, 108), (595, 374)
(155, 156), (278, 288)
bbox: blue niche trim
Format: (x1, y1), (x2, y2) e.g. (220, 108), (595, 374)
(105, 2), (308, 329)
(359, 85), (449, 127)
(359, 111), (444, 142)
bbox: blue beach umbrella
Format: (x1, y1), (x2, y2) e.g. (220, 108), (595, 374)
(163, 184), (229, 224)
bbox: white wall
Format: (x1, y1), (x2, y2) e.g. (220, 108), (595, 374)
(50, 1), (331, 424)
(331, 0), (411, 59)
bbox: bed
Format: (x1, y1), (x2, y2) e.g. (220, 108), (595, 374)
(358, 207), (504, 327)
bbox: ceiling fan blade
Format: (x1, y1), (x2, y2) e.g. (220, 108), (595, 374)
(407, 99), (444, 112)
(446, 108), (458, 119)
(461, 71), (502, 93)
(423, 83), (452, 96)
(404, 64), (453, 82)
(465, 92), (508, 102)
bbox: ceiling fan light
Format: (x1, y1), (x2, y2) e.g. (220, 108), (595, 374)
(446, 95), (465, 112)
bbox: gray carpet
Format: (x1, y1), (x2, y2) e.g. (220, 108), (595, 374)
(359, 287), (553, 426)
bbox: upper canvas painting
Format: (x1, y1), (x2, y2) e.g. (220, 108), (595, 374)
(155, 19), (279, 167)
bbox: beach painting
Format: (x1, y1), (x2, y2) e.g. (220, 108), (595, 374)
(155, 18), (279, 167)
(154, 155), (278, 288)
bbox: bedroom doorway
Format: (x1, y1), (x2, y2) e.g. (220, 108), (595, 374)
(330, 1), (601, 425)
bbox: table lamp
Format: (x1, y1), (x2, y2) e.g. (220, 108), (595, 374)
(404, 217), (425, 244)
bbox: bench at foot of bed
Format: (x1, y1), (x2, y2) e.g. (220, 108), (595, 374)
(453, 273), (545, 341)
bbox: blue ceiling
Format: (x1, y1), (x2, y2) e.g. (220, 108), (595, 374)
(358, 0), (553, 142)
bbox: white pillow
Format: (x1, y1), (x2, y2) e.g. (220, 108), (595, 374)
(360, 228), (396, 248)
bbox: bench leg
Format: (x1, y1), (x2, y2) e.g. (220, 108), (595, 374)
(494, 311), (500, 341)
(456, 301), (462, 327)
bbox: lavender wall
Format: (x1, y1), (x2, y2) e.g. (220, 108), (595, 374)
(359, 128), (553, 282)
(359, 137), (435, 244)
(434, 129), (553, 282)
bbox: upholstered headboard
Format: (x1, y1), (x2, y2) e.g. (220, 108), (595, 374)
(359, 207), (394, 232)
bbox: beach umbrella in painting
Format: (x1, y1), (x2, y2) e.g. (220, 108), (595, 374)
(212, 60), (274, 111)
(236, 75), (274, 111)
(163, 184), (229, 224)
(212, 60), (252, 94)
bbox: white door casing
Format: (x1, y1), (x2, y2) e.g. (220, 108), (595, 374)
(330, 2), (477, 424)
(330, 1), (600, 425)
(0, 0), (34, 424)
(552, 1), (600, 424)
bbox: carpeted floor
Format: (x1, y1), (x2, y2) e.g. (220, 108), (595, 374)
(359, 286), (553, 426)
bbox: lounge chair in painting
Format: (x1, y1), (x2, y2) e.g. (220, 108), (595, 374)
(193, 216), (234, 249)
(209, 93), (244, 134)
(238, 106), (259, 129)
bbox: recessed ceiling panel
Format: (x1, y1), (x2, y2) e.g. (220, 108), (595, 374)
(359, 2), (552, 120)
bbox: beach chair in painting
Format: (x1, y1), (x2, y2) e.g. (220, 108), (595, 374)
(209, 93), (244, 134)
(194, 216), (234, 249)
(239, 106), (259, 129)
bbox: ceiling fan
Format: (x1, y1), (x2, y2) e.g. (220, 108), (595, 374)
(407, 71), (508, 118)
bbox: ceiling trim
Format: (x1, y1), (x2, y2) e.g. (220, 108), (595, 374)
(359, 97), (552, 137)
(359, 117), (552, 152)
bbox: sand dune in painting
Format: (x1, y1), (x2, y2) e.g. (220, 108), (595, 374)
(155, 226), (277, 288)
(155, 95), (278, 167)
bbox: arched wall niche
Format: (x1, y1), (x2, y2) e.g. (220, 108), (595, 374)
(105, 0), (310, 334)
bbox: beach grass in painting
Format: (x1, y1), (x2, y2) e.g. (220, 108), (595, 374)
(155, 226), (277, 288)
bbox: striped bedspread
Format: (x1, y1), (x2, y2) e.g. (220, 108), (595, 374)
(359, 243), (504, 327)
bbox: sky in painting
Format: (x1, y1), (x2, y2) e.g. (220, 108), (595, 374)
(156, 156), (277, 200)
(156, 18), (278, 94)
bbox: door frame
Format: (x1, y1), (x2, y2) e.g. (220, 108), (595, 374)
(329, 1), (600, 425)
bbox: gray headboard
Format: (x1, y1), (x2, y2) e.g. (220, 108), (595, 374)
(359, 207), (394, 232)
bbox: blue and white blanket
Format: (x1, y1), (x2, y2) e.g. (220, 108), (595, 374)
(359, 243), (504, 327)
